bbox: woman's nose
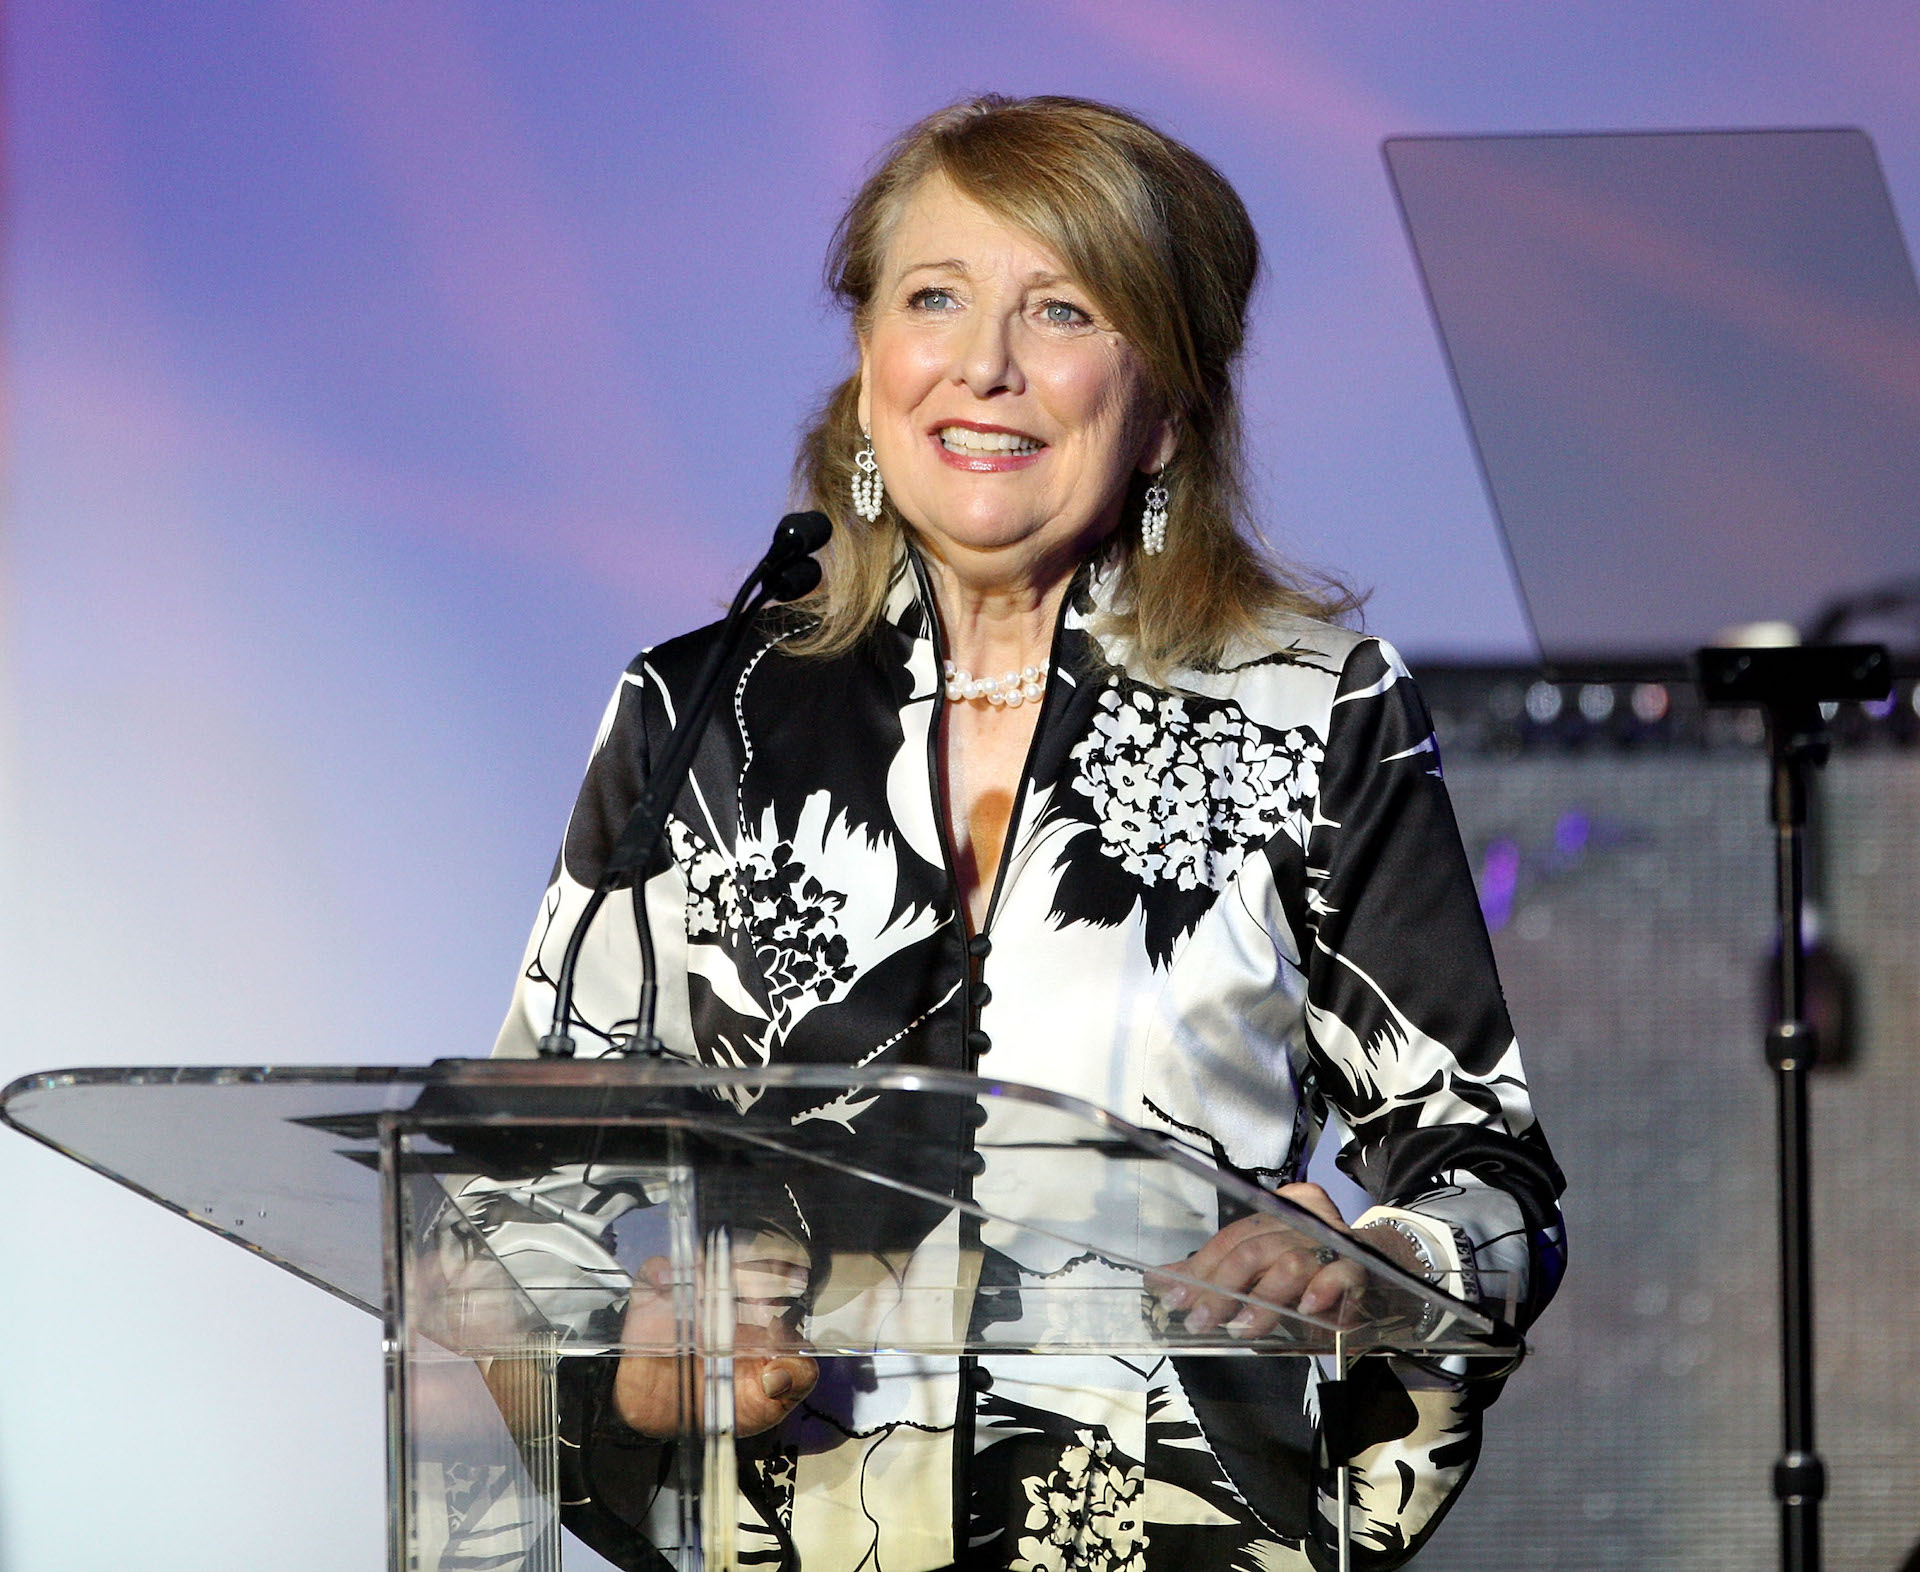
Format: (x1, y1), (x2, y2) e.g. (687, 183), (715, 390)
(953, 310), (1024, 399)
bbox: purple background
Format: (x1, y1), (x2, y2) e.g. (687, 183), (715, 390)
(5, 3), (1919, 1565)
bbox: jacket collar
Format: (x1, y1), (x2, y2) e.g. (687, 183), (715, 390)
(881, 533), (1124, 657)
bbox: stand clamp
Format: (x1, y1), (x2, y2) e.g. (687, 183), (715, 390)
(1773, 1452), (1828, 1508)
(1765, 1020), (1818, 1072)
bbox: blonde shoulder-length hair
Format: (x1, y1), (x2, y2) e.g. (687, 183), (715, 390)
(789, 94), (1358, 674)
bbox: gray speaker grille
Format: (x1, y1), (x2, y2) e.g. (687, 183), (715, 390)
(1416, 751), (1920, 1570)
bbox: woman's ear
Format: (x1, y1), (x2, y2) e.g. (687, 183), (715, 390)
(1140, 410), (1178, 476)
(856, 350), (872, 435)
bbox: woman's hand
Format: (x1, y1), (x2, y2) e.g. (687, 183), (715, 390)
(1150, 1182), (1368, 1339)
(612, 1252), (819, 1439)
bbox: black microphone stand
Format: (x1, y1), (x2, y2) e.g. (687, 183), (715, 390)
(538, 512), (832, 1059)
(1695, 641), (1892, 1572)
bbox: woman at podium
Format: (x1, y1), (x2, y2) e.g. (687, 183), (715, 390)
(494, 94), (1566, 1572)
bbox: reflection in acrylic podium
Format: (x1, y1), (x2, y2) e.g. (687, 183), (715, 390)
(3, 1060), (1517, 1571)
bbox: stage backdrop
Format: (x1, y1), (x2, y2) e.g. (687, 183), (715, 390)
(1417, 676), (1920, 1571)
(6, 3), (1920, 1567)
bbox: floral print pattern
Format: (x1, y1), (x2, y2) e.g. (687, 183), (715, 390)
(743, 843), (857, 1004)
(1069, 686), (1323, 893)
(498, 550), (1566, 1572)
(1013, 1429), (1148, 1572)
(671, 819), (739, 941)
(669, 820), (854, 1005)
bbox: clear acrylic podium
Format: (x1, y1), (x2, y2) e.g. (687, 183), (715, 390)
(2, 1059), (1518, 1571)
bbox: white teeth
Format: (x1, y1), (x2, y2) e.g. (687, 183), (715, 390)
(939, 427), (1042, 455)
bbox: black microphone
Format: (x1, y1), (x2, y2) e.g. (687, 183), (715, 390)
(537, 512), (832, 1057)
(768, 508), (832, 560)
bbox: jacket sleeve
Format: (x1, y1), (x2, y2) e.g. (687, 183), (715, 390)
(1226, 639), (1561, 1569)
(485, 660), (666, 1566)
(1301, 635), (1565, 1325)
(494, 657), (655, 1059)
(1177, 638), (1567, 1572)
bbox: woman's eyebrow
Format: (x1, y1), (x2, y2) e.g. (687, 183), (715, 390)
(897, 258), (970, 279)
(891, 261), (1088, 302)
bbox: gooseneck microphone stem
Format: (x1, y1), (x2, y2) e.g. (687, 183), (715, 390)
(632, 880), (659, 1055)
(538, 513), (830, 1058)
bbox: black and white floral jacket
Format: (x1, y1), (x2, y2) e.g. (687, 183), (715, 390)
(494, 548), (1566, 1572)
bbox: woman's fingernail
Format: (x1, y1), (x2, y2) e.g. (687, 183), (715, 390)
(762, 1368), (793, 1399)
(1224, 1310), (1257, 1337)
(1160, 1284), (1192, 1310)
(1185, 1306), (1215, 1333)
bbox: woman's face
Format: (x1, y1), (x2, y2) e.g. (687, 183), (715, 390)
(858, 178), (1174, 579)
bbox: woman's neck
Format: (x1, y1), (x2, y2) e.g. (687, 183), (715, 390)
(914, 534), (1088, 676)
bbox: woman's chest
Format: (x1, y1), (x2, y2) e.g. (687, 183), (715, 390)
(937, 697), (1047, 933)
(660, 640), (1317, 1150)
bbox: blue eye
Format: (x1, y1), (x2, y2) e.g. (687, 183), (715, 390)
(1040, 299), (1091, 327)
(909, 287), (958, 311)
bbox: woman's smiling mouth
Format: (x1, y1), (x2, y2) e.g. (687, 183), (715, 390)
(933, 422), (1046, 470)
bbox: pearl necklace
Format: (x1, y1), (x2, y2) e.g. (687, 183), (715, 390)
(944, 660), (1046, 707)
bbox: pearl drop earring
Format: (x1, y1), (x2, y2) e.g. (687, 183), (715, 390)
(1141, 477), (1170, 555)
(852, 435), (885, 522)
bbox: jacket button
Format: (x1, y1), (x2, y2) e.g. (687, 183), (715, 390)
(968, 1364), (995, 1392)
(966, 1100), (990, 1126)
(972, 983), (992, 1010)
(967, 934), (993, 959)
(966, 1030), (992, 1058)
(960, 1150), (986, 1177)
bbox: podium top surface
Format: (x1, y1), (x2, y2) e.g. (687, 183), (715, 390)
(3, 1059), (1512, 1360)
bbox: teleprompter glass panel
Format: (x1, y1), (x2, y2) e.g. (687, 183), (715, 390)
(1386, 129), (1920, 667)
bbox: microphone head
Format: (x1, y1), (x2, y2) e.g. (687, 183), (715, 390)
(765, 555), (824, 603)
(773, 510), (833, 556)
